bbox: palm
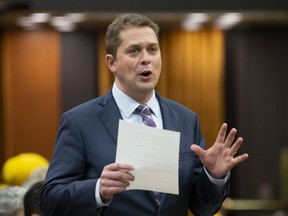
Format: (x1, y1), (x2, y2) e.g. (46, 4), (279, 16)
(191, 123), (248, 179)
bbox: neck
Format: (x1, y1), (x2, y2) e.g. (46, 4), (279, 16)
(131, 92), (153, 104)
(114, 83), (154, 104)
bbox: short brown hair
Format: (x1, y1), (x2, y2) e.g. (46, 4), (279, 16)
(105, 13), (160, 58)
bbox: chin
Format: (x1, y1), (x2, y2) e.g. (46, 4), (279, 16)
(141, 84), (155, 91)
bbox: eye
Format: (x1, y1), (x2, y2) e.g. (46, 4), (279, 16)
(148, 46), (158, 54)
(127, 48), (139, 56)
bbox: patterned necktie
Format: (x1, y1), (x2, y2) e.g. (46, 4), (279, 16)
(134, 104), (156, 127)
(134, 104), (162, 205)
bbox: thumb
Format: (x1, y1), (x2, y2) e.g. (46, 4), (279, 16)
(190, 144), (205, 157)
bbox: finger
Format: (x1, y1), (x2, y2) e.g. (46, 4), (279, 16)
(105, 163), (134, 171)
(100, 182), (128, 200)
(101, 178), (131, 188)
(100, 174), (134, 199)
(102, 186), (127, 194)
(215, 123), (228, 144)
(102, 170), (135, 182)
(233, 153), (249, 165)
(191, 144), (205, 157)
(229, 137), (243, 156)
(224, 128), (237, 148)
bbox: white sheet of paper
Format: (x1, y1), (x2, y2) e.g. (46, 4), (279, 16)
(116, 120), (180, 195)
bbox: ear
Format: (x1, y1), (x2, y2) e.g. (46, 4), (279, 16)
(105, 54), (116, 73)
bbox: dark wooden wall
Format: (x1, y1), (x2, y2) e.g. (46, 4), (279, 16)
(225, 27), (288, 216)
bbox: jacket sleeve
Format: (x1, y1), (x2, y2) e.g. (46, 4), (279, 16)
(188, 115), (229, 216)
(39, 113), (100, 216)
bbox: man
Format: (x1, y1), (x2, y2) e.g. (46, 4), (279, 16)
(39, 13), (248, 216)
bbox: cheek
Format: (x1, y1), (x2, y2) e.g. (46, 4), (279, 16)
(116, 56), (132, 67)
(154, 55), (162, 66)
(118, 60), (137, 73)
(154, 58), (162, 71)
(158, 60), (162, 69)
(114, 62), (135, 78)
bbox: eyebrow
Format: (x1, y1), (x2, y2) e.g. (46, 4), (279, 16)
(127, 43), (159, 48)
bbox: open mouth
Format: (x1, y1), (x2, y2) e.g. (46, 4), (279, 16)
(140, 71), (152, 77)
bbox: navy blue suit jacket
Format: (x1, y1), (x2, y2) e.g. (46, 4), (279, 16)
(39, 90), (227, 216)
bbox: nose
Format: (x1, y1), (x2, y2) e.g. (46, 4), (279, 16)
(140, 50), (151, 65)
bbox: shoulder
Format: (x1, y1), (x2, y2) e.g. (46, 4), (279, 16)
(158, 95), (197, 117)
(62, 90), (115, 118)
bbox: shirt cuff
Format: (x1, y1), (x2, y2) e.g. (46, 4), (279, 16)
(95, 179), (111, 208)
(204, 167), (230, 187)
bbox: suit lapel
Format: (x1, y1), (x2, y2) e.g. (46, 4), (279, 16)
(97, 90), (122, 143)
(157, 95), (179, 132)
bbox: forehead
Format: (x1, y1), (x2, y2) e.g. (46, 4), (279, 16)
(119, 26), (159, 46)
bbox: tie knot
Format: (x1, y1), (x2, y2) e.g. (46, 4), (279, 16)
(134, 104), (156, 128)
(135, 104), (152, 117)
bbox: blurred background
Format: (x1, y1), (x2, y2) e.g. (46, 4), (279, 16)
(0, 0), (287, 215)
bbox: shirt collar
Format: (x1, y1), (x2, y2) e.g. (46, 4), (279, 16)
(112, 83), (159, 119)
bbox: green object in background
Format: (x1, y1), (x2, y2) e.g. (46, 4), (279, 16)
(280, 148), (288, 209)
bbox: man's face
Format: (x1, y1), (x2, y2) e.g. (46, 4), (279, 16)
(106, 26), (162, 103)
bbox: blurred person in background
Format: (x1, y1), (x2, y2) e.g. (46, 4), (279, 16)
(23, 181), (43, 216)
(0, 186), (27, 216)
(22, 167), (47, 188)
(0, 153), (47, 216)
(1, 153), (48, 187)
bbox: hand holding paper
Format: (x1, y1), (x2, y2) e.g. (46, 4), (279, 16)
(116, 120), (180, 195)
